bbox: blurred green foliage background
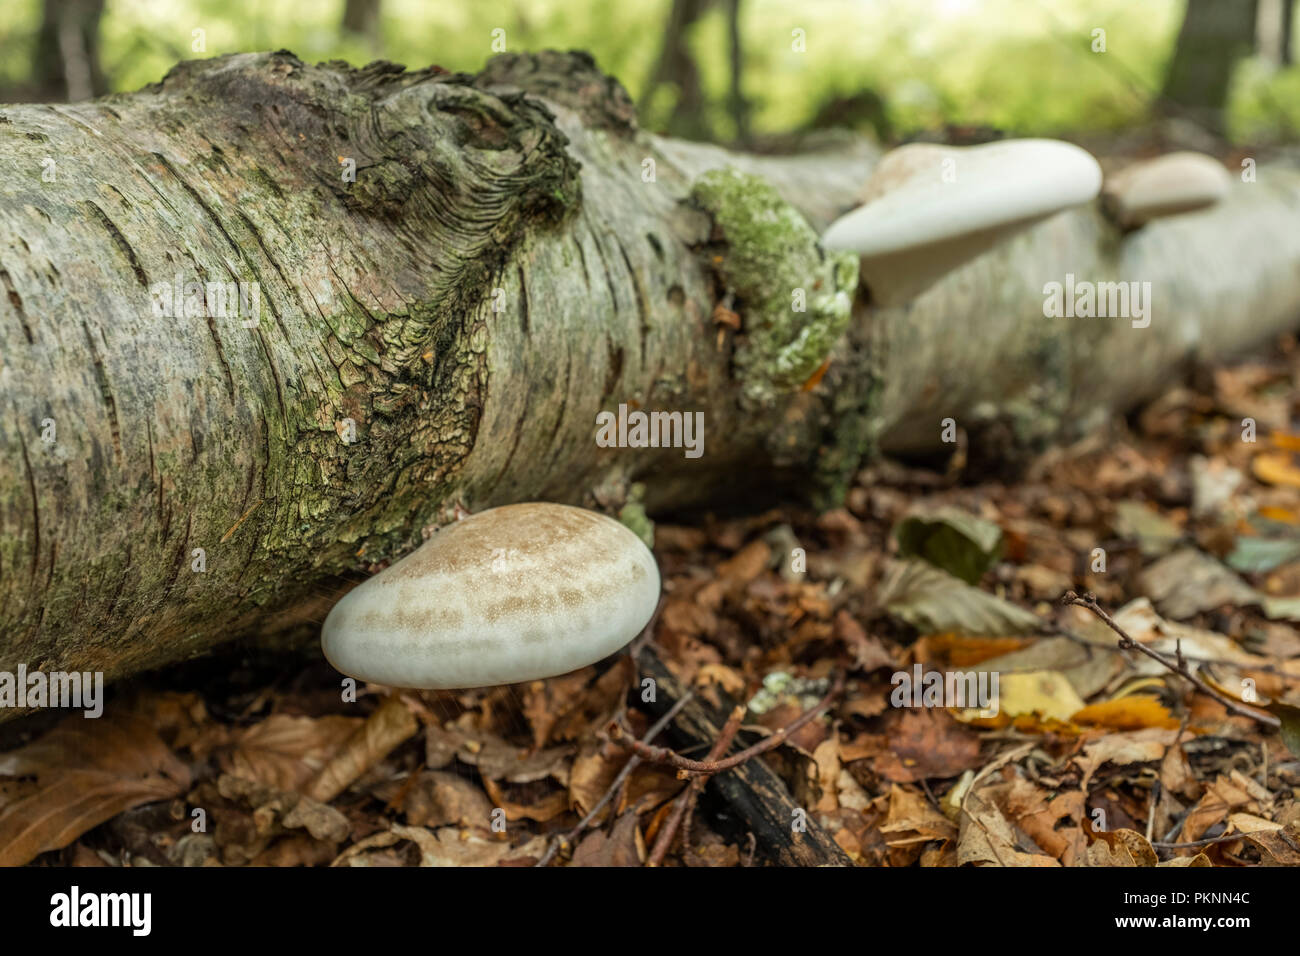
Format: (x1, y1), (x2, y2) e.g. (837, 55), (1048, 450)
(2, 0), (1298, 144)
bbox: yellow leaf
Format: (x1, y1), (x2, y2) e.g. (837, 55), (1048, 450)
(1071, 696), (1179, 731)
(1252, 452), (1300, 489)
(1258, 505), (1300, 525)
(994, 670), (1086, 722)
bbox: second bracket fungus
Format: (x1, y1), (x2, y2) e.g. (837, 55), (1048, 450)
(322, 503), (660, 689)
(822, 138), (1103, 306)
(1101, 151), (1232, 229)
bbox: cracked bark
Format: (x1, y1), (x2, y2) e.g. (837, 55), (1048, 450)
(2, 50), (1300, 700)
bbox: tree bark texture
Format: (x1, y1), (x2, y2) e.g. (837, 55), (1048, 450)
(2, 50), (1300, 699)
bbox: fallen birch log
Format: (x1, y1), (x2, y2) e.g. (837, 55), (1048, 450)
(1, 49), (1298, 692)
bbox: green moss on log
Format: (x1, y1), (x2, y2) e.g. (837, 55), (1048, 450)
(689, 167), (857, 408)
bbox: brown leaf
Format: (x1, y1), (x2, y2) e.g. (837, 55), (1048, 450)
(717, 540), (772, 591)
(569, 740), (624, 819)
(521, 669), (597, 750)
(957, 787), (1059, 867)
(914, 632), (1033, 668)
(221, 714), (362, 792)
(373, 770), (493, 828)
(1253, 451), (1300, 489)
(250, 834), (338, 867)
(757, 700), (830, 753)
(217, 774), (350, 843)
(0, 712), (191, 866)
(1072, 728), (1179, 790)
(999, 778), (1085, 863)
(1229, 814), (1300, 865)
(571, 810), (644, 866)
(432, 720), (572, 784)
(1181, 775), (1255, 842)
(331, 824), (544, 867)
(810, 737), (842, 812)
(124, 692), (209, 751)
(304, 696), (418, 804)
(834, 611), (893, 671)
(1158, 852), (1212, 866)
(481, 775), (569, 823)
(880, 784), (957, 848)
(1084, 828), (1158, 867)
(873, 709), (984, 783)
(546, 657), (634, 744)
(683, 842), (741, 866)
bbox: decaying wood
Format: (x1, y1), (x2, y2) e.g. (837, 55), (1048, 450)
(634, 645), (853, 866)
(2, 48), (1300, 692)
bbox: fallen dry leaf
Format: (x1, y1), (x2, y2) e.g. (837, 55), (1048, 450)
(1180, 775), (1256, 842)
(996, 670), (1086, 722)
(1071, 696), (1179, 731)
(219, 714), (362, 793)
(216, 774), (349, 843)
(482, 775), (569, 823)
(374, 770), (494, 828)
(957, 786), (1059, 867)
(0, 712), (191, 866)
(572, 809), (645, 866)
(880, 784), (957, 848)
(1228, 813), (1300, 865)
(1253, 451), (1300, 489)
(1073, 728), (1180, 790)
(304, 696), (419, 803)
(1083, 828), (1157, 866)
(873, 709), (984, 783)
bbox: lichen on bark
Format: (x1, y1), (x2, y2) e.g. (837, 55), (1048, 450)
(688, 167), (857, 408)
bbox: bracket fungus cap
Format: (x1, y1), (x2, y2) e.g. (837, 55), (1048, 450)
(822, 138), (1103, 306)
(1101, 151), (1231, 229)
(322, 502), (660, 689)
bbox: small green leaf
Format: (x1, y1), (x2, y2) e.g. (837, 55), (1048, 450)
(1226, 536), (1300, 574)
(894, 506), (1003, 585)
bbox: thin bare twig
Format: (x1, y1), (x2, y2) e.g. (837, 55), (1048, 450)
(534, 690), (694, 867)
(610, 672), (845, 777)
(1044, 620), (1300, 681)
(646, 704), (745, 866)
(1061, 591), (1279, 728)
(1153, 832), (1248, 849)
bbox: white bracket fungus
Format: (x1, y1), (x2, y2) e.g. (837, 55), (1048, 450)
(322, 502), (661, 689)
(821, 138), (1103, 306)
(1101, 151), (1232, 229)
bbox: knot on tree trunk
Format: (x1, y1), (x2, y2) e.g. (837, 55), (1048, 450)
(475, 49), (639, 135)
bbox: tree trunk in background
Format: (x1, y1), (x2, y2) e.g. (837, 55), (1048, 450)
(643, 0), (713, 140)
(2, 50), (1300, 707)
(1160, 0), (1258, 135)
(725, 0), (749, 145)
(1283, 0), (1295, 65)
(342, 0), (382, 52)
(33, 0), (107, 102)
